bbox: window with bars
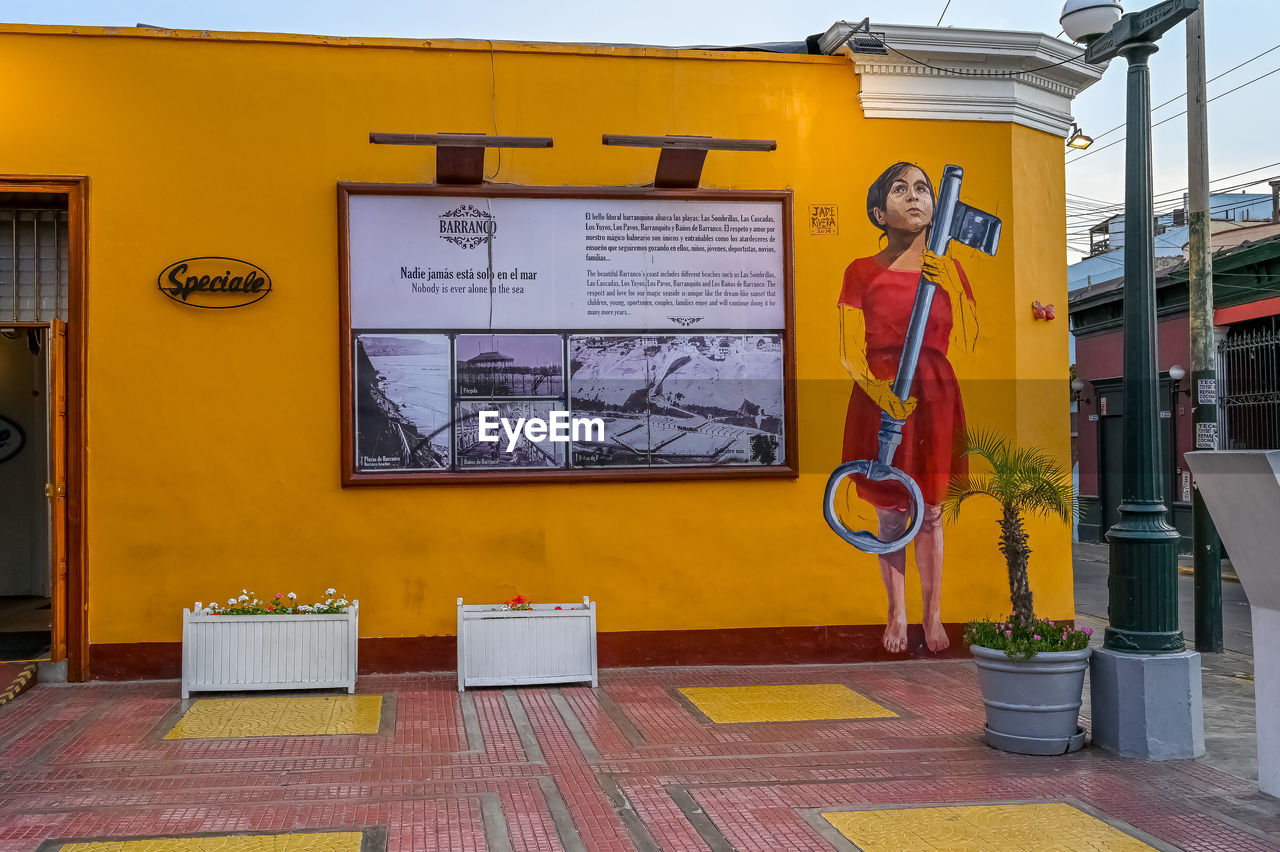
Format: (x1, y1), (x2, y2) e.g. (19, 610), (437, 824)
(0, 209), (70, 322)
(1217, 315), (1280, 450)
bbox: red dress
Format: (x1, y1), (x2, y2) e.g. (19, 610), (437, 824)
(838, 256), (973, 511)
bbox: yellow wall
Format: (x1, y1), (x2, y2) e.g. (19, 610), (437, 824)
(0, 26), (1074, 645)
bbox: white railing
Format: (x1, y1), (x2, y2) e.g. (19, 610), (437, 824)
(181, 603), (358, 698)
(457, 597), (597, 691)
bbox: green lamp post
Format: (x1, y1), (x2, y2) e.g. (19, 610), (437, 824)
(1069, 0), (1200, 652)
(1063, 0), (1205, 759)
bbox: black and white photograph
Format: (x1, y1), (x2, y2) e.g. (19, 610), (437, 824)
(454, 400), (568, 470)
(354, 333), (451, 471)
(455, 333), (565, 398)
(569, 334), (785, 468)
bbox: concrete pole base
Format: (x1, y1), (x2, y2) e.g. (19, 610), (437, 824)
(1090, 647), (1205, 760)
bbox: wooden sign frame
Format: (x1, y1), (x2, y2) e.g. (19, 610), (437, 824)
(338, 182), (797, 486)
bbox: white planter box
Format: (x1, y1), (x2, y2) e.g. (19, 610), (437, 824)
(181, 602), (359, 699)
(457, 597), (597, 691)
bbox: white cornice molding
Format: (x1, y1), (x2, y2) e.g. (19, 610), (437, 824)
(823, 21), (1106, 136)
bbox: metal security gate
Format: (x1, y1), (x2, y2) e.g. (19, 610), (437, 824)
(0, 209), (70, 322)
(1217, 316), (1280, 450)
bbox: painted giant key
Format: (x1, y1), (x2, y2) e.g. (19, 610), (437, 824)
(824, 165), (1001, 554)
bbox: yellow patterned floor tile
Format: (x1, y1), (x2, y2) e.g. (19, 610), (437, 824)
(823, 803), (1157, 851)
(60, 831), (362, 852)
(678, 684), (897, 723)
(165, 695), (382, 739)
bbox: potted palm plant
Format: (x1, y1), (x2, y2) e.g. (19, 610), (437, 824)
(943, 430), (1093, 755)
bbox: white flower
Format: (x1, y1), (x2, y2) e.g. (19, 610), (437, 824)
(238, 594), (249, 602)
(336, 599), (348, 606)
(325, 588), (336, 596)
(241, 589), (248, 595)
(298, 604), (313, 612)
(287, 592), (297, 600)
(227, 598), (237, 605)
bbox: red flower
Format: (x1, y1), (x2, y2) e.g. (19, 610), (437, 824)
(267, 605), (274, 611)
(555, 606), (562, 610)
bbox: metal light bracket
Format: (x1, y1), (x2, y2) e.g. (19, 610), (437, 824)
(1084, 0), (1198, 64)
(369, 132), (554, 184)
(601, 134), (776, 189)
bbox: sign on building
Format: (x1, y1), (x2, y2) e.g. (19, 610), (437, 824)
(339, 187), (795, 484)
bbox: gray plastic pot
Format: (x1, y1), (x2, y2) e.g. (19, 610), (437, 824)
(970, 644), (1091, 755)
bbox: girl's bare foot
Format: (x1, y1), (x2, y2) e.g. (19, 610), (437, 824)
(924, 613), (950, 652)
(883, 612), (909, 653)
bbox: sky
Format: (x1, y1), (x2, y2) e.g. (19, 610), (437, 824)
(4, 1), (1277, 263)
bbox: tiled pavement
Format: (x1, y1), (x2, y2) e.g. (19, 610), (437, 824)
(164, 696), (385, 740)
(59, 833), (365, 852)
(1, 663), (1278, 851)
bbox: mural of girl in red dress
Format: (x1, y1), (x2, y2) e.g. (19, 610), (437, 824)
(837, 162), (979, 654)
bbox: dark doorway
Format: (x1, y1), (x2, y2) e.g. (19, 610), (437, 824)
(1095, 379), (1175, 538)
(0, 188), (72, 668)
(1098, 413), (1124, 534)
(0, 329), (51, 662)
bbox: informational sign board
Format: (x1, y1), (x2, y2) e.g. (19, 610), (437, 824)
(1196, 421), (1219, 450)
(339, 186), (795, 485)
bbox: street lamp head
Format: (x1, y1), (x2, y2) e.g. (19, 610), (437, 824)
(1060, 0), (1124, 44)
(1067, 122), (1094, 149)
(1071, 378), (1087, 393)
(1169, 364), (1187, 381)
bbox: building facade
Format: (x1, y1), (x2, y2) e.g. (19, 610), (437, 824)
(0, 22), (1100, 680)
(1069, 188), (1277, 293)
(1071, 229), (1280, 546)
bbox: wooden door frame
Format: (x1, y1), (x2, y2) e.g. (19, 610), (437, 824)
(0, 176), (88, 681)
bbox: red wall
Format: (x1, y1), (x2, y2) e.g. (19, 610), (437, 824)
(1075, 314), (1192, 499)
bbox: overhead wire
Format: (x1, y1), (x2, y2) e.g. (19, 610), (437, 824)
(1067, 191), (1117, 206)
(935, 0), (953, 27)
(1067, 202), (1264, 235)
(1064, 164), (1280, 224)
(1068, 196), (1279, 262)
(1072, 184), (1278, 227)
(1054, 43), (1280, 260)
(1067, 64), (1280, 164)
(1066, 193), (1276, 234)
(1069, 41), (1280, 147)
